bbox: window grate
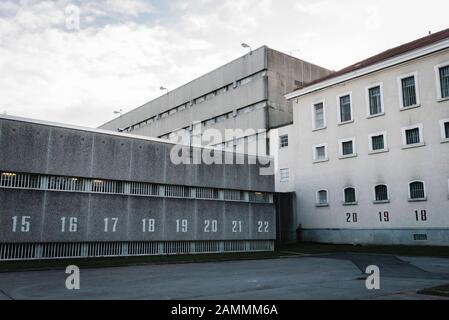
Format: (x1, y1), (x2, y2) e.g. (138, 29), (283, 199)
(401, 76), (417, 107)
(342, 141), (354, 156)
(405, 128), (421, 145)
(375, 185), (388, 201)
(440, 66), (449, 99)
(413, 234), (428, 241)
(0, 172), (40, 189)
(409, 181), (425, 199)
(344, 188), (356, 203)
(372, 135), (385, 150)
(369, 86), (382, 115)
(279, 135), (289, 148)
(339, 95), (352, 122)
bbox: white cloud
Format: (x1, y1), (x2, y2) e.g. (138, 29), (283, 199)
(0, 0), (448, 128)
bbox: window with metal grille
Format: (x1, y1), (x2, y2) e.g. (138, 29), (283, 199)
(440, 65), (449, 99)
(0, 172), (40, 189)
(371, 135), (385, 151)
(339, 95), (352, 122)
(405, 128), (421, 145)
(342, 141), (354, 156)
(130, 182), (159, 196)
(344, 187), (356, 204)
(195, 188), (219, 200)
(368, 86), (382, 115)
(317, 190), (328, 204)
(47, 176), (87, 192)
(409, 181), (425, 200)
(249, 192), (269, 203)
(280, 169), (289, 182)
(445, 121), (449, 139)
(401, 76), (417, 107)
(165, 185), (191, 198)
(314, 103), (325, 129)
(315, 146), (326, 160)
(224, 190), (245, 201)
(374, 185), (388, 201)
(279, 135), (289, 148)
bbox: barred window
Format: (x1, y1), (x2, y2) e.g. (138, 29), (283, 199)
(224, 190), (245, 201)
(130, 182), (159, 196)
(409, 181), (426, 200)
(280, 168), (289, 182)
(439, 65), (449, 99)
(279, 135), (289, 148)
(342, 141), (354, 156)
(405, 128), (421, 145)
(249, 192), (269, 203)
(344, 187), (356, 204)
(401, 76), (417, 107)
(317, 190), (328, 205)
(195, 188), (219, 200)
(165, 185), (191, 198)
(368, 86), (382, 115)
(313, 102), (325, 129)
(314, 145), (327, 161)
(0, 172), (40, 189)
(374, 185), (389, 201)
(48, 176), (86, 192)
(371, 135), (385, 151)
(339, 95), (352, 122)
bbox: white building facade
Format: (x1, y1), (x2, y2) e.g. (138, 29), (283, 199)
(277, 30), (449, 245)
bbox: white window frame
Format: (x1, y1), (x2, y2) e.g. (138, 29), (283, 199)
(368, 131), (388, 154)
(401, 123), (425, 149)
(311, 99), (327, 131)
(316, 189), (329, 207)
(434, 61), (449, 101)
(338, 137), (357, 159)
(279, 168), (289, 183)
(336, 92), (353, 125)
(365, 83), (385, 118)
(397, 72), (420, 110)
(343, 186), (358, 205)
(408, 180), (427, 202)
(373, 184), (390, 204)
(313, 143), (328, 163)
(439, 118), (449, 143)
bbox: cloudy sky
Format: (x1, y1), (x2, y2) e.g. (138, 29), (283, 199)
(1, 0), (448, 128)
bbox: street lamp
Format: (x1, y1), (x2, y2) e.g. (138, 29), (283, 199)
(160, 86), (169, 95)
(241, 43), (252, 55)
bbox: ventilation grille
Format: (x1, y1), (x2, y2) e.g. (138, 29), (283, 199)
(0, 241), (274, 261)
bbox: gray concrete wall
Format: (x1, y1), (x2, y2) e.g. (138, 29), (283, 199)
(0, 116), (276, 244)
(0, 117), (274, 192)
(266, 48), (333, 129)
(100, 47), (268, 132)
(0, 189), (276, 243)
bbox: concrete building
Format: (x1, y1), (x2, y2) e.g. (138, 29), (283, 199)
(0, 115), (276, 261)
(99, 46), (331, 155)
(273, 28), (449, 245)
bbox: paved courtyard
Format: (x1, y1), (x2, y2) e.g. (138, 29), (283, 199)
(0, 254), (448, 300)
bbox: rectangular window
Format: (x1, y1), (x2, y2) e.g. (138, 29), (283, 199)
(445, 122), (449, 139)
(313, 102), (325, 129)
(439, 65), (449, 99)
(368, 85), (383, 116)
(401, 76), (417, 107)
(342, 141), (353, 156)
(339, 94), (352, 123)
(405, 128), (421, 145)
(313, 144), (328, 162)
(279, 135), (289, 148)
(280, 169), (289, 182)
(371, 135), (385, 151)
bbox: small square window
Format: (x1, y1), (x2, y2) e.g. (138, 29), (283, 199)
(313, 144), (328, 162)
(372, 135), (385, 150)
(279, 135), (289, 148)
(405, 128), (421, 145)
(342, 141), (353, 156)
(402, 124), (424, 148)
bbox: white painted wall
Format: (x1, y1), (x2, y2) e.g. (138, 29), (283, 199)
(279, 48), (449, 245)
